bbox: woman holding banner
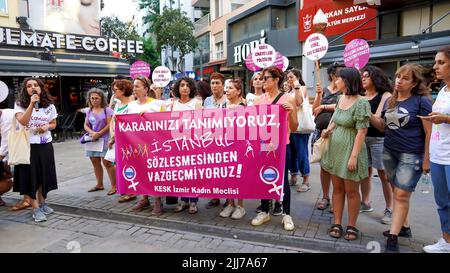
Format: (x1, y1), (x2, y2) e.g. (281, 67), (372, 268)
(107, 79), (136, 203)
(219, 79), (247, 220)
(169, 77), (202, 214)
(321, 67), (371, 241)
(251, 66), (298, 231)
(129, 76), (165, 215)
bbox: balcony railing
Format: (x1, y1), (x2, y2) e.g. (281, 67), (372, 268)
(194, 13), (210, 33)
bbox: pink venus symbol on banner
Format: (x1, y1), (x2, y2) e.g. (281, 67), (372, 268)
(130, 60), (151, 79)
(344, 38), (370, 70)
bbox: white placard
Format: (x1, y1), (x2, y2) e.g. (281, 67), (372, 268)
(0, 80), (8, 103)
(282, 56), (289, 71)
(85, 138), (104, 153)
(303, 33), (329, 61)
(152, 66), (172, 88)
(252, 44), (277, 69)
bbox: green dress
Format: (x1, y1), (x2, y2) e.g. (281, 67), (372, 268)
(321, 98), (371, 181)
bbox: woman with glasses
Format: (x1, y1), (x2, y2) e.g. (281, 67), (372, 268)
(84, 88), (115, 195)
(251, 66), (298, 231)
(360, 66), (393, 224)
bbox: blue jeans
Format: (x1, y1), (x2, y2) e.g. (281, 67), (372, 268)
(383, 147), (423, 192)
(430, 162), (450, 234)
(289, 134), (311, 176)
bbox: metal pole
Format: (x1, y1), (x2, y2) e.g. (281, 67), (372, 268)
(200, 48), (203, 80)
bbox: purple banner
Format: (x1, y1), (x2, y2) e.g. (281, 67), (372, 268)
(115, 105), (288, 200)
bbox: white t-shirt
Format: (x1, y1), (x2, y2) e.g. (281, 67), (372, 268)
(430, 86), (450, 165)
(13, 104), (58, 144)
(172, 98), (201, 111)
(128, 98), (165, 114)
(0, 109), (14, 157)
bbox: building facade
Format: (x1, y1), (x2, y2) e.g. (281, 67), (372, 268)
(0, 0), (135, 115)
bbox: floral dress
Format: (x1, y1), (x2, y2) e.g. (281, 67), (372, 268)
(321, 98), (371, 181)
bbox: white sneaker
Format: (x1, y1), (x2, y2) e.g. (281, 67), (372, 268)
(282, 214), (295, 231)
(220, 205), (235, 218)
(251, 212), (270, 226)
(381, 208), (392, 225)
(231, 206), (246, 220)
(423, 238), (450, 253)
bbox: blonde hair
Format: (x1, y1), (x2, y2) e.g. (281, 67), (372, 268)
(388, 64), (430, 109)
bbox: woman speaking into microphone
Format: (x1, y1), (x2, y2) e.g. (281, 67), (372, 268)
(13, 78), (58, 223)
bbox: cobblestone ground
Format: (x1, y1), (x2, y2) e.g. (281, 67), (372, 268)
(0, 206), (310, 253)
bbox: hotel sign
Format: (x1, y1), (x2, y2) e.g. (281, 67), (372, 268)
(0, 27), (144, 54)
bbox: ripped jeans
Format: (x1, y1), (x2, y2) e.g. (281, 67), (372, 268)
(383, 147), (423, 192)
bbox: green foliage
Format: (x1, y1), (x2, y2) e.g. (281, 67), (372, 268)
(151, 8), (198, 72)
(137, 38), (160, 70)
(138, 0), (160, 25)
(100, 16), (140, 41)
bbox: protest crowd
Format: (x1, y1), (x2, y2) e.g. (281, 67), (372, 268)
(0, 46), (449, 254)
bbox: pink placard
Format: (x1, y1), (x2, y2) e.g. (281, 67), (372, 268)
(344, 39), (370, 70)
(130, 60), (151, 79)
(115, 105), (288, 200)
(245, 53), (261, 72)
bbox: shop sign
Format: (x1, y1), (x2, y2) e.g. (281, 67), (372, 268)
(233, 30), (266, 64)
(298, 1), (377, 42)
(0, 27), (143, 54)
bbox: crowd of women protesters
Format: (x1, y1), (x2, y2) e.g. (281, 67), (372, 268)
(0, 46), (448, 253)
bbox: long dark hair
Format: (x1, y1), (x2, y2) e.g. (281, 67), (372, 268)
(336, 68), (365, 96)
(16, 78), (52, 109)
(288, 68), (306, 86)
(361, 65), (393, 95)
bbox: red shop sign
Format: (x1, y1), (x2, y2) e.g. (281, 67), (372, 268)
(298, 0), (377, 43)
(196, 66), (216, 76)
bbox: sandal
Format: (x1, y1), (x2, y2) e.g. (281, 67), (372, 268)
(88, 186), (104, 192)
(10, 200), (31, 211)
(188, 203), (198, 214)
(328, 224), (343, 239)
(151, 203), (163, 216)
(317, 198), (330, 210)
(118, 194), (137, 203)
(107, 188), (117, 196)
(173, 202), (189, 213)
(297, 184), (311, 192)
(344, 226), (359, 241)
(132, 198), (150, 211)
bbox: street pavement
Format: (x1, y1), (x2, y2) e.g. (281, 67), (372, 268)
(1, 139), (441, 253)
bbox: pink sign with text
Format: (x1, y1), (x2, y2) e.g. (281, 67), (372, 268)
(344, 39), (370, 70)
(115, 105), (288, 200)
(130, 60), (151, 79)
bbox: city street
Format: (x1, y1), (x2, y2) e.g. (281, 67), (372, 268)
(0, 139), (440, 253)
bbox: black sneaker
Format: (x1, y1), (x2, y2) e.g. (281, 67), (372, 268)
(273, 202), (283, 216)
(255, 200), (273, 213)
(383, 226), (412, 238)
(385, 235), (399, 253)
(205, 199), (220, 209)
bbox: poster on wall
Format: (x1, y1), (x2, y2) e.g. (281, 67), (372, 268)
(28, 0), (100, 36)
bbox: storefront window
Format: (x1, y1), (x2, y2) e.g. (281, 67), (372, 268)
(400, 5), (430, 36)
(230, 9), (269, 44)
(432, 2), (450, 32)
(272, 8), (285, 30)
(286, 5), (297, 28)
(0, 0), (8, 14)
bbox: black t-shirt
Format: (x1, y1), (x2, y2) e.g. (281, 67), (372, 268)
(367, 93), (385, 138)
(314, 87), (340, 130)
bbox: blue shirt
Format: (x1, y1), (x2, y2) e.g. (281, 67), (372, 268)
(382, 95), (432, 154)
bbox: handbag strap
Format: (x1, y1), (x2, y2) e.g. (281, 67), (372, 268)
(272, 93), (284, 105)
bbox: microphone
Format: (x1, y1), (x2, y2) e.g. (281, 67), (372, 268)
(32, 90), (39, 110)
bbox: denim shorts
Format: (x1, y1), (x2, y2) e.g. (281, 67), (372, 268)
(383, 147), (423, 192)
(366, 137), (385, 170)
